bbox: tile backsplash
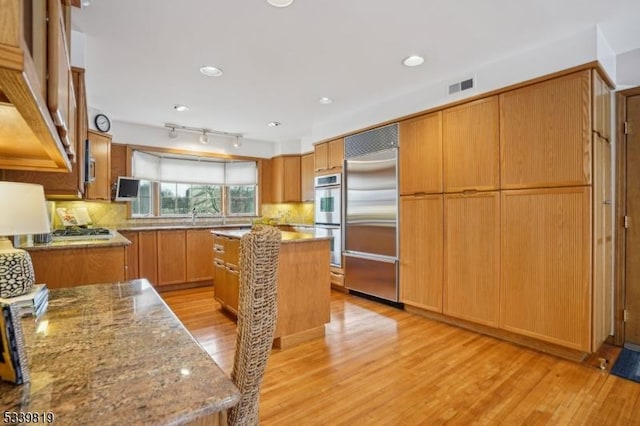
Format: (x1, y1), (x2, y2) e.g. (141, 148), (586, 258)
(49, 200), (314, 229)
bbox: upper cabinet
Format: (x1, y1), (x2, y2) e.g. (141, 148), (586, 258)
(399, 111), (442, 195)
(300, 152), (315, 202)
(592, 70), (612, 141)
(85, 130), (112, 201)
(0, 0), (75, 172)
(314, 138), (344, 173)
(500, 70), (591, 189)
(2, 66), (88, 198)
(443, 96), (500, 193)
(271, 155), (301, 203)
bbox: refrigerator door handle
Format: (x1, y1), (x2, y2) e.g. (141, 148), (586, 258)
(343, 251), (398, 264)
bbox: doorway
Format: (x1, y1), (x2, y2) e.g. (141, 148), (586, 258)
(616, 88), (640, 349)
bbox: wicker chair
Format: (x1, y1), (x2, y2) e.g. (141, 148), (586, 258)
(227, 225), (281, 426)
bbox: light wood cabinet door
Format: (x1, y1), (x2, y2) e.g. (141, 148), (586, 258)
(500, 70), (591, 189)
(157, 230), (187, 286)
(399, 111), (442, 195)
(444, 192), (500, 326)
(314, 142), (329, 172)
(399, 194), (443, 312)
(29, 246), (125, 289)
(301, 153), (315, 202)
(501, 187), (591, 351)
(226, 265), (240, 314)
(260, 158), (273, 205)
(327, 138), (344, 170)
(47, 0), (72, 150)
(213, 260), (227, 305)
(592, 134), (613, 351)
(85, 130), (112, 200)
(186, 229), (214, 283)
(443, 96), (499, 193)
(138, 231), (158, 285)
(120, 231), (139, 280)
(592, 70), (612, 141)
(271, 155), (301, 202)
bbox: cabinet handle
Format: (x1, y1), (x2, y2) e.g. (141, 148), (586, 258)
(603, 200), (612, 205)
(329, 272), (342, 277)
(462, 189), (478, 195)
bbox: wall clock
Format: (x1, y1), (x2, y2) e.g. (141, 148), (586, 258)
(94, 113), (111, 133)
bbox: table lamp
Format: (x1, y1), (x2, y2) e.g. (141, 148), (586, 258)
(0, 182), (50, 298)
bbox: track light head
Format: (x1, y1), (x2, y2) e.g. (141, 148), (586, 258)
(233, 136), (242, 148)
(199, 130), (208, 144)
(168, 127), (178, 139)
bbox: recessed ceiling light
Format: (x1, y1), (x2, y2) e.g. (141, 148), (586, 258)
(267, 0), (294, 7)
(267, 121), (281, 127)
(200, 66), (223, 77)
(402, 55), (424, 67)
(318, 97), (333, 105)
(173, 104), (189, 112)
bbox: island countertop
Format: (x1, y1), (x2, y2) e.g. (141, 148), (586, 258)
(212, 228), (332, 243)
(0, 280), (240, 425)
(19, 230), (131, 251)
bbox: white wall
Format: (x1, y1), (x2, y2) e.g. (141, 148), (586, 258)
(300, 27), (600, 152)
(616, 48), (640, 88)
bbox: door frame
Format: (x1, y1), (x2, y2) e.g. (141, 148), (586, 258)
(614, 87), (640, 346)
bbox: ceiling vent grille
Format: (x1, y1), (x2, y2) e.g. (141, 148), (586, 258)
(449, 77), (475, 95)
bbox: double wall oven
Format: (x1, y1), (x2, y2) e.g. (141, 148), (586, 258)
(314, 173), (342, 267)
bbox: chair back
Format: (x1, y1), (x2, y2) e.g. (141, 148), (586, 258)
(228, 225), (281, 426)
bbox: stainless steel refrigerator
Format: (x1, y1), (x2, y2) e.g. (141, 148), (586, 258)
(344, 123), (399, 302)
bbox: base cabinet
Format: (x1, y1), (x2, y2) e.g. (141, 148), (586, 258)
(213, 235), (240, 314)
(444, 192), (500, 326)
(29, 246), (126, 289)
(399, 195), (443, 312)
(500, 187), (591, 351)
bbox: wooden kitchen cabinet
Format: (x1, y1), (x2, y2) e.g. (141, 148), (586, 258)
(138, 231), (158, 284)
(47, 0), (74, 155)
(186, 229), (214, 282)
(271, 155), (301, 203)
(2, 66), (87, 198)
(314, 138), (344, 173)
(399, 194), (443, 312)
(399, 111), (442, 195)
(120, 231), (139, 280)
(443, 96), (499, 193)
(259, 158), (274, 205)
(213, 235), (240, 314)
(500, 70), (591, 189)
(301, 152), (315, 202)
(0, 0), (72, 172)
(85, 130), (112, 200)
(157, 230), (187, 286)
(592, 70), (612, 141)
(500, 187), (591, 351)
(444, 192), (500, 326)
(29, 246), (126, 289)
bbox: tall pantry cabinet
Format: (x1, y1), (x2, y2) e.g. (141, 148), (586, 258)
(398, 67), (612, 354)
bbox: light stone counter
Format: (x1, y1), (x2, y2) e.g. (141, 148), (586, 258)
(19, 231), (131, 251)
(0, 279), (240, 425)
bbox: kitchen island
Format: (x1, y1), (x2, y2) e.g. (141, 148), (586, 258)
(212, 228), (331, 349)
(0, 279), (239, 425)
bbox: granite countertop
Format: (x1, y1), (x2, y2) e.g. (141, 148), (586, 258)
(116, 223), (253, 232)
(212, 228), (332, 243)
(0, 280), (240, 425)
(20, 231), (131, 251)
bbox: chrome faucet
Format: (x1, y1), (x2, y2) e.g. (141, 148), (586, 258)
(191, 208), (197, 225)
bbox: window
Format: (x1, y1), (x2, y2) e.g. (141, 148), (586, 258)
(131, 150), (257, 218)
(228, 185), (256, 215)
(131, 179), (153, 216)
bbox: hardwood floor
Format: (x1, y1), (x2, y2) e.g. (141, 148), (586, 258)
(161, 286), (640, 425)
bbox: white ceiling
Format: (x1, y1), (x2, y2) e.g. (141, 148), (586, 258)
(72, 0), (640, 147)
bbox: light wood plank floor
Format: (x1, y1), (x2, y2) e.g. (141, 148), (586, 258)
(161, 286), (640, 425)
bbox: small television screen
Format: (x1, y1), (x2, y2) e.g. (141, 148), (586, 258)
(115, 177), (140, 201)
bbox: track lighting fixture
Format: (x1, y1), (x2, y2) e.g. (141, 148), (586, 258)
(199, 130), (209, 144)
(164, 123), (243, 146)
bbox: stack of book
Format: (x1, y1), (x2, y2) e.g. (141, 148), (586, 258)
(0, 284), (49, 319)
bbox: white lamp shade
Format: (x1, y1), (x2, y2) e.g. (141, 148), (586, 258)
(0, 182), (50, 236)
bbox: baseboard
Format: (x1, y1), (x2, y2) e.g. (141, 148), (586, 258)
(404, 304), (588, 363)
